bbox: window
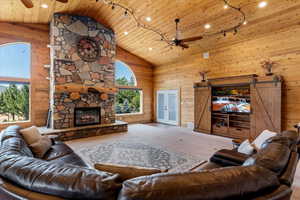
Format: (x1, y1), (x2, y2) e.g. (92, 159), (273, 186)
(115, 61), (142, 114)
(0, 43), (31, 123)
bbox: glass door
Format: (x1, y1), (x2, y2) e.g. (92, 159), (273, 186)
(157, 90), (179, 125)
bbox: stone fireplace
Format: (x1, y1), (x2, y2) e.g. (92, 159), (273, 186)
(46, 13), (127, 140)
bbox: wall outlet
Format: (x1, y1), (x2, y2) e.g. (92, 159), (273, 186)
(203, 52), (209, 59)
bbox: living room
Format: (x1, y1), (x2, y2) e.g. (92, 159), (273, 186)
(0, 0), (299, 199)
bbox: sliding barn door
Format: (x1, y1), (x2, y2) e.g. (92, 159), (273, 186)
(194, 87), (212, 133)
(250, 81), (282, 139)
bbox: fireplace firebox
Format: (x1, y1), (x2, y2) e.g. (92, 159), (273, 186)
(74, 107), (101, 127)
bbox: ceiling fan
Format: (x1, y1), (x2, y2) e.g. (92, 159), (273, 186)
(169, 18), (203, 49)
(20, 0), (68, 8)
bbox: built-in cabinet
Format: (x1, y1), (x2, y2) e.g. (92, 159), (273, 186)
(194, 75), (282, 141)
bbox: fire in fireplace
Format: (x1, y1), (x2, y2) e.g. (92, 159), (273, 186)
(74, 107), (101, 127)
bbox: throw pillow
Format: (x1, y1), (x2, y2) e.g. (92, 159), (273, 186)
(29, 136), (52, 158)
(94, 163), (165, 181)
(20, 126), (42, 145)
(238, 139), (254, 155)
(252, 130), (277, 150)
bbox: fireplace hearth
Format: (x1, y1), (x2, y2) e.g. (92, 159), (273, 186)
(74, 107), (101, 127)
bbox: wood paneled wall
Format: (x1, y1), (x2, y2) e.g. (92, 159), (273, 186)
(0, 22), (50, 130)
(116, 47), (153, 124)
(0, 23), (154, 130)
(153, 24), (300, 130)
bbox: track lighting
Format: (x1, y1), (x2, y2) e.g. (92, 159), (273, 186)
(95, 0), (246, 49)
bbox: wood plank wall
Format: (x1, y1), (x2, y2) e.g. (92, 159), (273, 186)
(0, 22), (50, 130)
(0, 23), (154, 130)
(153, 24), (300, 130)
(116, 47), (153, 124)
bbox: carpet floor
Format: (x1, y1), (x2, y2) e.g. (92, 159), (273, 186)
(66, 123), (300, 199)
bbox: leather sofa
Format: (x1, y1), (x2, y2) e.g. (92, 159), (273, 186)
(0, 126), (121, 200)
(0, 126), (299, 200)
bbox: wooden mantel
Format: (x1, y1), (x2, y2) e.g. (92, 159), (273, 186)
(55, 83), (118, 101)
(55, 83), (118, 94)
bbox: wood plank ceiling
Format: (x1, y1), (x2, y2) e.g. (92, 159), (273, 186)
(0, 0), (299, 66)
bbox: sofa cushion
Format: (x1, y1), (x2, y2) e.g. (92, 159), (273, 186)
(192, 162), (222, 172)
(1, 135), (33, 158)
(118, 166), (280, 200)
(261, 136), (291, 149)
(49, 152), (89, 168)
(279, 130), (300, 145)
(243, 143), (291, 174)
(210, 149), (250, 166)
(95, 163), (164, 181)
(279, 151), (299, 186)
(20, 126), (42, 145)
(42, 142), (74, 161)
(253, 185), (292, 200)
(0, 126), (23, 142)
(29, 136), (52, 158)
(0, 152), (120, 200)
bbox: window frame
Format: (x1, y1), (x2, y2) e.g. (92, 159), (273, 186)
(115, 60), (143, 116)
(0, 42), (32, 125)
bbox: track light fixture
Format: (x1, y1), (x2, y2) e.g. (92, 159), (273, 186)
(96, 0), (247, 48)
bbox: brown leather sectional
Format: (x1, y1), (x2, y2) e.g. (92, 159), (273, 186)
(0, 125), (299, 200)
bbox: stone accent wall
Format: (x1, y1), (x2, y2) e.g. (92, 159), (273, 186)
(50, 14), (116, 129)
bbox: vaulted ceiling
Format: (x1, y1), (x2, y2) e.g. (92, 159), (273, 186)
(0, 0), (299, 66)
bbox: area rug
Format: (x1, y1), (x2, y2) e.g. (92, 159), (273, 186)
(76, 141), (205, 172)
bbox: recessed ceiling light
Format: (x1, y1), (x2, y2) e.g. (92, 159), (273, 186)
(204, 24), (211, 29)
(145, 17), (152, 22)
(224, 5), (228, 9)
(258, 1), (267, 8)
(148, 47), (153, 51)
(124, 31), (129, 35)
(243, 21), (248, 25)
(41, 4), (48, 8)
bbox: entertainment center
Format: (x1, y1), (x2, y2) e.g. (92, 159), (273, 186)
(194, 74), (282, 140)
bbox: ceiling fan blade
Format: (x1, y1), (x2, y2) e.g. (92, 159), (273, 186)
(55, 0), (68, 3)
(20, 0), (34, 8)
(175, 18), (180, 40)
(179, 43), (189, 49)
(181, 36), (203, 43)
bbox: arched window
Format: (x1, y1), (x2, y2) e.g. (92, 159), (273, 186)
(115, 60), (137, 86)
(115, 61), (142, 114)
(0, 43), (31, 123)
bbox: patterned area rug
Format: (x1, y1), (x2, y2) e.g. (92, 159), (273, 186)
(76, 141), (204, 172)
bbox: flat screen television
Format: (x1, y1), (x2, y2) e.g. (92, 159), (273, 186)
(212, 96), (251, 113)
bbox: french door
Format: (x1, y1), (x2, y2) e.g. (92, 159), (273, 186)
(157, 90), (179, 125)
